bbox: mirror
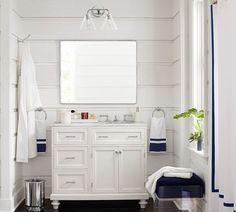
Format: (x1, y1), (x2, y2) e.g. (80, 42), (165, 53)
(60, 41), (137, 104)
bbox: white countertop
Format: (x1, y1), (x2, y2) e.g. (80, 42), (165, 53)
(52, 122), (147, 127)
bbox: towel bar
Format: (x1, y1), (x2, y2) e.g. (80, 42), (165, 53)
(152, 107), (165, 118)
(36, 108), (47, 120)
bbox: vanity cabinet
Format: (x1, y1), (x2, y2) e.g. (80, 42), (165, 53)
(50, 124), (148, 209)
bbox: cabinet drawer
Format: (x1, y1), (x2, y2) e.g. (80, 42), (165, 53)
(54, 147), (87, 169)
(54, 171), (88, 194)
(53, 128), (87, 145)
(92, 128), (145, 145)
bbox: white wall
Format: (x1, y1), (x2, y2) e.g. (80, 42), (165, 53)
(14, 0), (181, 198)
(11, 1), (25, 208)
(0, 0), (24, 210)
(187, 1), (210, 211)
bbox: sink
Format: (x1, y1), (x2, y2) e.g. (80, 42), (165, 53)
(98, 120), (135, 124)
(121, 120), (135, 124)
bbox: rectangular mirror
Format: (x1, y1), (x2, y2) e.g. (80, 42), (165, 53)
(60, 41), (137, 104)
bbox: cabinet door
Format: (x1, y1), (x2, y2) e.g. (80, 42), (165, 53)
(119, 147), (145, 193)
(92, 147), (118, 193)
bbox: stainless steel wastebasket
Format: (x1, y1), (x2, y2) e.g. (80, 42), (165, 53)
(25, 179), (45, 211)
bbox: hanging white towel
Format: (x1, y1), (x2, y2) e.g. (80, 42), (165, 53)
(145, 166), (194, 199)
(36, 117), (46, 153)
(16, 42), (41, 163)
(149, 117), (167, 152)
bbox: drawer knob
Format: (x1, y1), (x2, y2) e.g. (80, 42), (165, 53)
(65, 181), (76, 184)
(65, 157), (75, 160)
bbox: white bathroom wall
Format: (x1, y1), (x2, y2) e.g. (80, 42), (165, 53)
(0, 0), (24, 210)
(172, 0), (183, 166)
(11, 0), (25, 208)
(187, 1), (210, 211)
(15, 0), (181, 198)
(172, 0), (191, 169)
(0, 0), (2, 201)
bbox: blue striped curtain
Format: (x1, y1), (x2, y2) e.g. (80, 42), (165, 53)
(211, 1), (236, 211)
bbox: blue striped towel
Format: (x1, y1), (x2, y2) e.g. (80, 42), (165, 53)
(36, 119), (46, 152)
(149, 117), (167, 152)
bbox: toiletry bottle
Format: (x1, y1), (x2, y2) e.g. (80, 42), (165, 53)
(71, 110), (76, 119)
(60, 110), (71, 124)
(134, 107), (141, 123)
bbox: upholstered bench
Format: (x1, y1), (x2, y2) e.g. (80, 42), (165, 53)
(154, 174), (204, 211)
(155, 173), (204, 198)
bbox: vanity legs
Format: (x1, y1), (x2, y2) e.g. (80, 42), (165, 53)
(52, 200), (60, 210)
(139, 199), (148, 209)
(51, 199), (147, 209)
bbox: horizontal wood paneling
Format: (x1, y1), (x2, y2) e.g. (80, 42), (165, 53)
(173, 37), (180, 61)
(138, 41), (174, 62)
(138, 63), (174, 86)
(22, 19), (174, 41)
(16, 0), (176, 18)
(37, 86), (175, 108)
(173, 13), (180, 37)
(30, 41), (58, 63)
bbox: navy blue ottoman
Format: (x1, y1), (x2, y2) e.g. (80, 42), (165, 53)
(155, 173), (204, 199)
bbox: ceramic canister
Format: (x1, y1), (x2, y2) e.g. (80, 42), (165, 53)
(60, 110), (71, 124)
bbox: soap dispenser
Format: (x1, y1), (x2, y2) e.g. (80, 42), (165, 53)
(134, 107), (141, 123)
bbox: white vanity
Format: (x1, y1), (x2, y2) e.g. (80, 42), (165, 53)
(50, 123), (149, 209)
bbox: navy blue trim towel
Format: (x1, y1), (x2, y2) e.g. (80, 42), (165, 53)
(36, 118), (46, 152)
(149, 117), (167, 152)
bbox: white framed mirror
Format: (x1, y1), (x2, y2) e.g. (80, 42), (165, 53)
(60, 41), (137, 104)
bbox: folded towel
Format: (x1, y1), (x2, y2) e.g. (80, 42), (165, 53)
(36, 118), (46, 152)
(145, 166), (194, 199)
(163, 172), (193, 178)
(149, 117), (166, 152)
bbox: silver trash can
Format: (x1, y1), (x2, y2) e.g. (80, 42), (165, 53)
(25, 179), (45, 211)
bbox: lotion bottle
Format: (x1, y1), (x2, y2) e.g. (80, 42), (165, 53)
(134, 107), (141, 123)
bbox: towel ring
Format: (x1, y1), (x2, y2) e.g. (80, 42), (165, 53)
(152, 107), (165, 118)
(36, 108), (47, 120)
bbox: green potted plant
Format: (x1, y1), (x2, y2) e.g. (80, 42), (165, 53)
(174, 108), (205, 151)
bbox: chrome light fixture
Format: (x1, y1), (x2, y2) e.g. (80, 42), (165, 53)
(80, 6), (118, 30)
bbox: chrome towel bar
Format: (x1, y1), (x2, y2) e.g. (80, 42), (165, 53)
(152, 107), (165, 118)
(36, 108), (47, 120)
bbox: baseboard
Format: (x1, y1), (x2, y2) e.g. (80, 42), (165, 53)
(13, 185), (24, 211)
(0, 199), (13, 212)
(45, 186), (52, 199)
(0, 186), (24, 212)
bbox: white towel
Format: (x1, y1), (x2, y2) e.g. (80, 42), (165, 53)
(16, 42), (41, 163)
(145, 166), (194, 199)
(163, 172), (193, 178)
(36, 118), (46, 152)
(149, 117), (167, 152)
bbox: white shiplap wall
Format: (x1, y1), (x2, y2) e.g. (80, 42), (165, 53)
(0, 0), (1, 200)
(0, 0), (24, 210)
(10, 0), (25, 209)
(16, 0), (181, 198)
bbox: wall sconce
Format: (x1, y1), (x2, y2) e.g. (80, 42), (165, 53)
(80, 6), (118, 30)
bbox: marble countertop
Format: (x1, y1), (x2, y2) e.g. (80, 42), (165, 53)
(52, 122), (147, 127)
